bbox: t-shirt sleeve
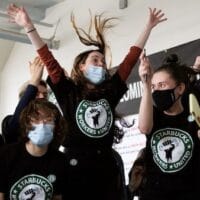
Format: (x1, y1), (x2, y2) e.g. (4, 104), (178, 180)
(37, 44), (64, 84)
(47, 76), (76, 117)
(109, 72), (128, 107)
(117, 46), (142, 81)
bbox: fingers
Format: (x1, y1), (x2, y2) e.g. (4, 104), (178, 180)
(7, 4), (20, 22)
(140, 49), (146, 61)
(149, 7), (167, 20)
(29, 57), (45, 73)
(32, 57), (45, 67)
(139, 49), (151, 82)
(7, 3), (19, 14)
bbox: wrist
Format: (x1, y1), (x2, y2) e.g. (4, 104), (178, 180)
(145, 23), (153, 31)
(24, 23), (35, 32)
(29, 79), (39, 86)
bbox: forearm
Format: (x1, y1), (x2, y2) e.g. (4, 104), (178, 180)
(11, 85), (37, 124)
(138, 83), (153, 134)
(37, 45), (64, 84)
(24, 25), (45, 50)
(134, 24), (152, 49)
(117, 46), (142, 81)
(117, 24), (154, 81)
(26, 27), (64, 84)
(4, 85), (38, 143)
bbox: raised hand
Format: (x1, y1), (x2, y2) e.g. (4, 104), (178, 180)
(29, 57), (45, 86)
(7, 3), (33, 29)
(147, 8), (167, 29)
(138, 50), (152, 83)
(192, 56), (200, 72)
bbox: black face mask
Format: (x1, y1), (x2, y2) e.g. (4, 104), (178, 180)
(152, 87), (177, 111)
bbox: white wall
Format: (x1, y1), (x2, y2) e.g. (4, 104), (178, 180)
(1, 0), (200, 123)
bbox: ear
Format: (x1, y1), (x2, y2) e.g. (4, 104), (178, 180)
(177, 83), (185, 95)
(79, 63), (86, 72)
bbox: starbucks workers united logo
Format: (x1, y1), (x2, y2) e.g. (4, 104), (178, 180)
(76, 99), (113, 138)
(10, 174), (54, 200)
(151, 128), (193, 173)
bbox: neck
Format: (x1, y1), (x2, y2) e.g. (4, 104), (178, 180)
(25, 141), (48, 157)
(86, 83), (95, 89)
(164, 100), (184, 116)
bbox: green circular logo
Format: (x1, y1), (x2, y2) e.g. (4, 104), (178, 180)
(151, 128), (193, 173)
(10, 174), (53, 200)
(76, 99), (113, 138)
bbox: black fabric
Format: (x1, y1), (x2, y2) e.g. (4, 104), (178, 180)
(1, 85), (38, 144)
(1, 115), (19, 143)
(47, 72), (128, 200)
(0, 134), (4, 147)
(140, 108), (200, 200)
(63, 147), (122, 200)
(0, 142), (67, 199)
(47, 72), (127, 148)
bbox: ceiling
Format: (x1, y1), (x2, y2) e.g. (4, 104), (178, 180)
(0, 0), (65, 30)
(0, 0), (127, 72)
(0, 0), (65, 72)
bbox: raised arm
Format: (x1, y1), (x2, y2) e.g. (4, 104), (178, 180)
(7, 4), (65, 83)
(2, 57), (44, 143)
(138, 51), (153, 135)
(7, 4), (44, 49)
(191, 56), (200, 72)
(118, 8), (167, 81)
(29, 57), (45, 86)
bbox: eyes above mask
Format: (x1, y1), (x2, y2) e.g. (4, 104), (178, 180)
(83, 65), (106, 85)
(152, 87), (178, 111)
(28, 123), (54, 147)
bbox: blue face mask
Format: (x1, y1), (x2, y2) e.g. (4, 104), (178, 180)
(84, 65), (106, 85)
(28, 123), (54, 147)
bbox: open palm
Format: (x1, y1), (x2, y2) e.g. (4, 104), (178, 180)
(148, 8), (167, 28)
(7, 4), (32, 27)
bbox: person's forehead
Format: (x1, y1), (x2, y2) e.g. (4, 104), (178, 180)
(38, 85), (47, 92)
(152, 71), (171, 83)
(88, 51), (104, 59)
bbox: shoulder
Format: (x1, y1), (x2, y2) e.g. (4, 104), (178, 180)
(1, 115), (13, 132)
(0, 142), (22, 158)
(47, 75), (76, 89)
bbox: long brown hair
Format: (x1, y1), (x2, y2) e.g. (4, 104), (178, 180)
(70, 12), (117, 85)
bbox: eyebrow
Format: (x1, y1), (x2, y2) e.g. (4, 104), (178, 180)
(90, 55), (105, 59)
(152, 81), (167, 85)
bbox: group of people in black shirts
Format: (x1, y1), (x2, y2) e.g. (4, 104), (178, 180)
(0, 3), (200, 200)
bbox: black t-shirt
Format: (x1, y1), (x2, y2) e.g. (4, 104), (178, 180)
(0, 142), (67, 199)
(0, 135), (4, 147)
(47, 72), (127, 148)
(142, 108), (200, 199)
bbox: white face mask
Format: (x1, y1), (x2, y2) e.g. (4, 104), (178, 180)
(28, 123), (54, 147)
(83, 65), (106, 85)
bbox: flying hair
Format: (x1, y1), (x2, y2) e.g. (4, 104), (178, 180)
(70, 11), (117, 68)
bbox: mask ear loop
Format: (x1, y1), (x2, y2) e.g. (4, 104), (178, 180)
(172, 84), (183, 103)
